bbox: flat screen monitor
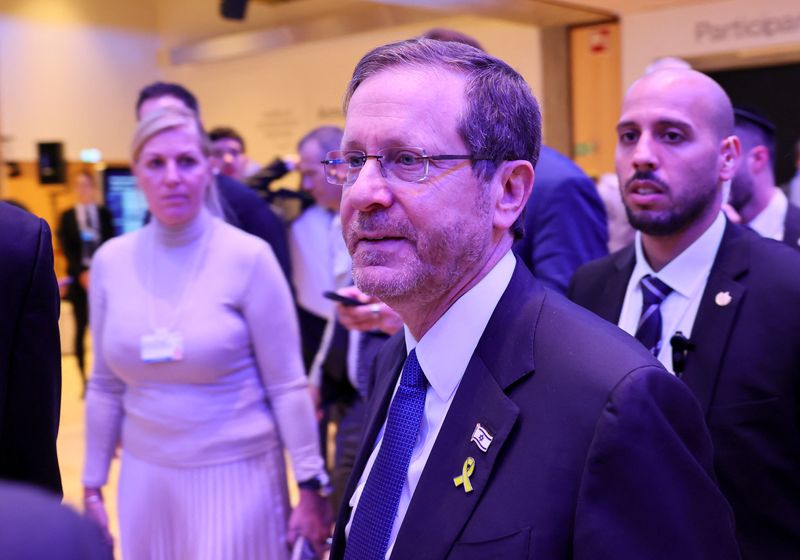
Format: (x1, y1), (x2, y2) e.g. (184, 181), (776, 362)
(103, 167), (147, 236)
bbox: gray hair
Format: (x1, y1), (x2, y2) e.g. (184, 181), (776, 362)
(343, 38), (541, 238)
(131, 107), (224, 219)
(298, 125), (344, 154)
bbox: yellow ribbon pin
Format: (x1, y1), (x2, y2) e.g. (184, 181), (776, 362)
(453, 457), (475, 493)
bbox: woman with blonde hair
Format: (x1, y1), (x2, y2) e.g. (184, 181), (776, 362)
(83, 107), (330, 559)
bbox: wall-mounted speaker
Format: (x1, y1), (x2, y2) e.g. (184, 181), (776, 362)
(37, 142), (66, 185)
(221, 0), (248, 20)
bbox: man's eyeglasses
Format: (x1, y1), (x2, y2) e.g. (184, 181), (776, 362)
(321, 147), (491, 186)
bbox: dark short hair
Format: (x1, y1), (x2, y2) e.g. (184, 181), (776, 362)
(209, 126), (246, 153)
(136, 82), (199, 118)
(298, 125), (344, 155)
(734, 106), (776, 164)
(344, 38), (541, 239)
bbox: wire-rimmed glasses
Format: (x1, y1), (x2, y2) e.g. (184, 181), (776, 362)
(321, 146), (491, 186)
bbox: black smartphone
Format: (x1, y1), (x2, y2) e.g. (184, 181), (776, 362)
(323, 291), (367, 307)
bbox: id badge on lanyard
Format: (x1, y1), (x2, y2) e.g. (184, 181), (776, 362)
(140, 329), (184, 363)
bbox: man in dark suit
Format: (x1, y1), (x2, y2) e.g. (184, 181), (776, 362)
(135, 82), (293, 281)
(512, 145), (608, 292)
(328, 39), (738, 559)
(57, 170), (114, 391)
(726, 106), (800, 248)
(0, 202), (62, 496)
(569, 69), (800, 559)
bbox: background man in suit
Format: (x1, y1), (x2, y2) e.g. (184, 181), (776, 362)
(57, 170), (114, 393)
(512, 145), (609, 292)
(0, 202), (62, 496)
(569, 68), (800, 559)
(136, 82), (293, 281)
(727, 106), (800, 247)
(329, 38), (737, 559)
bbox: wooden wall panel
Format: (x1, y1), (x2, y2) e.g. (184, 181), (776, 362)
(570, 22), (621, 179)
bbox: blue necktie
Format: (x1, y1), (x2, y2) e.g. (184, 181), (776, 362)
(635, 275), (674, 356)
(345, 349), (428, 559)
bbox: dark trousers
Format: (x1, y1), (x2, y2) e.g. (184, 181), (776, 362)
(68, 286), (88, 381)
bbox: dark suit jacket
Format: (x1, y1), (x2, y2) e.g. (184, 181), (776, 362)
(0, 482), (111, 559)
(512, 146), (608, 294)
(331, 261), (739, 559)
(56, 205), (114, 299)
(216, 174), (292, 282)
(569, 221), (800, 559)
(0, 203), (62, 495)
(783, 201), (800, 249)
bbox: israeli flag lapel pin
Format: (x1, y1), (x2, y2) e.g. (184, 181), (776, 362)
(470, 423), (493, 453)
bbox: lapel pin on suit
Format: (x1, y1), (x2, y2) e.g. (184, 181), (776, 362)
(470, 423), (493, 452)
(454, 457), (475, 493)
(715, 291), (732, 306)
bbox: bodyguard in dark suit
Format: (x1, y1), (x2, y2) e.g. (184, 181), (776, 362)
(727, 106), (800, 248)
(328, 39), (737, 559)
(57, 170), (114, 388)
(512, 145), (608, 293)
(569, 69), (800, 559)
(0, 202), (62, 495)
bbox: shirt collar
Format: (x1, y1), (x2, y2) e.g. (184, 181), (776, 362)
(632, 211), (726, 298)
(748, 189), (787, 241)
(403, 251), (516, 401)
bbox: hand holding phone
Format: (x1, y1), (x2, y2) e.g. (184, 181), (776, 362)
(322, 291), (367, 307)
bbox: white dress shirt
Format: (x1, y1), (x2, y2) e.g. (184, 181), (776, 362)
(288, 205), (336, 319)
(618, 212), (726, 374)
(747, 189), (788, 241)
(345, 251), (516, 558)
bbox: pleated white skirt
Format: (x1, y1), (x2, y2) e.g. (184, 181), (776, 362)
(118, 451), (290, 560)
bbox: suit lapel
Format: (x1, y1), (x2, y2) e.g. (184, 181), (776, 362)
(680, 223), (748, 414)
(390, 261), (543, 558)
(596, 246), (635, 323)
(390, 357), (520, 559)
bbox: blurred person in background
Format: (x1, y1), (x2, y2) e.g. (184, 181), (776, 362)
(57, 170), (114, 395)
(596, 172), (636, 252)
(136, 82), (292, 282)
(209, 126), (250, 182)
(728, 106), (800, 247)
(783, 138), (800, 206)
(82, 107), (331, 559)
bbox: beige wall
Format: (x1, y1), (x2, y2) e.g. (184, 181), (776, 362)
(161, 15), (542, 161)
(621, 0), (800, 88)
(0, 0), (160, 162)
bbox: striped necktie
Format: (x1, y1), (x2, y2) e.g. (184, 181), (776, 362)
(635, 275), (673, 356)
(345, 349), (427, 559)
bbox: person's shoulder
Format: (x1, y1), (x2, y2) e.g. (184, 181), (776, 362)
(216, 174), (261, 204)
(727, 223), (800, 282)
(529, 288), (668, 396)
(212, 216), (277, 261)
(572, 245), (629, 283)
(0, 200), (41, 231)
(534, 146), (593, 187)
(0, 482), (111, 560)
(91, 228), (139, 265)
(0, 203), (48, 256)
